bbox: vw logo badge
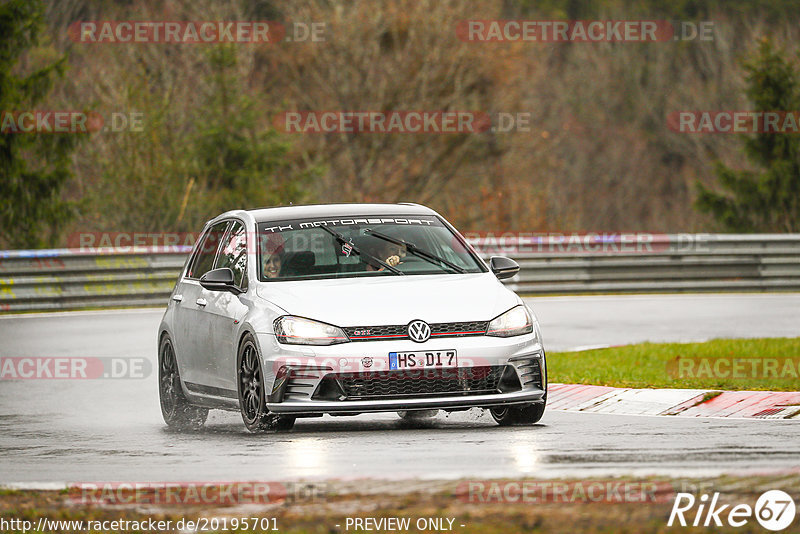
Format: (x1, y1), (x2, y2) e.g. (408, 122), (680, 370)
(361, 357), (373, 368)
(407, 320), (431, 343)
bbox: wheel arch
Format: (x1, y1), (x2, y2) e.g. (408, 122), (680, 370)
(237, 327), (258, 354)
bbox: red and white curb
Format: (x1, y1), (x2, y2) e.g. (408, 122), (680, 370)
(549, 384), (800, 419)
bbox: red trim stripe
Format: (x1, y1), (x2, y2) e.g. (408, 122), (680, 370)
(349, 334), (406, 339)
(431, 331), (484, 336)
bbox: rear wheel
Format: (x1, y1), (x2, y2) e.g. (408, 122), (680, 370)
(159, 336), (208, 430)
(237, 334), (296, 432)
(490, 396), (546, 426)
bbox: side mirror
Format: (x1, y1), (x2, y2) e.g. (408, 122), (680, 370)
(200, 267), (241, 294)
(490, 256), (519, 280)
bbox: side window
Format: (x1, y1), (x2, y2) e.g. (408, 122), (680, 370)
(215, 221), (248, 289)
(187, 221), (229, 279)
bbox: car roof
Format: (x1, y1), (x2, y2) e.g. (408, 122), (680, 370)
(216, 203), (439, 224)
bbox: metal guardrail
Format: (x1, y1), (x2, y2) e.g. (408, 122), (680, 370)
(0, 248), (190, 312)
(1, 234), (799, 312)
(494, 233), (800, 294)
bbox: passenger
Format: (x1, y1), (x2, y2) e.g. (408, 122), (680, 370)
(262, 251), (283, 278)
(261, 234), (285, 279)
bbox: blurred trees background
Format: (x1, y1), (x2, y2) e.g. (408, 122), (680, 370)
(696, 39), (800, 232)
(0, 0), (81, 248)
(2, 0), (800, 247)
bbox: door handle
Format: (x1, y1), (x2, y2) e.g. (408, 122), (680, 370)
(195, 298), (207, 307)
(172, 295), (183, 302)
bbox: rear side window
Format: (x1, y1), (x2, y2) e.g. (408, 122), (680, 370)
(187, 221), (229, 279)
(215, 221), (248, 289)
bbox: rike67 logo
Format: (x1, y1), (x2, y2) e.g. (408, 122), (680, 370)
(668, 490), (796, 531)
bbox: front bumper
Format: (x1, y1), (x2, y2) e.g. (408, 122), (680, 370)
(266, 388), (545, 414)
(256, 331), (546, 416)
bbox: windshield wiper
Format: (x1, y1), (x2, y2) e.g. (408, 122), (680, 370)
(318, 225), (403, 275)
(364, 229), (466, 274)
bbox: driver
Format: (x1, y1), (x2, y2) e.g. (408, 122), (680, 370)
(366, 241), (405, 271)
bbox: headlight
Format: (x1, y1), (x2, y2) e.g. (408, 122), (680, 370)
(273, 316), (350, 345)
(487, 305), (533, 337)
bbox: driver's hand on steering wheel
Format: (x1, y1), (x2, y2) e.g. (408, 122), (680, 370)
(385, 255), (401, 267)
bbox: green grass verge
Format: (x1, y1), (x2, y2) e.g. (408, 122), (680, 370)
(549, 337), (800, 391)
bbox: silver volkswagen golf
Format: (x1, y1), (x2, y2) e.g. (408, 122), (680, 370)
(158, 203), (547, 432)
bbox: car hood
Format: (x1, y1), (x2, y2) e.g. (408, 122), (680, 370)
(256, 273), (519, 326)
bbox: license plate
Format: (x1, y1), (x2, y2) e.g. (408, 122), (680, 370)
(388, 350), (457, 370)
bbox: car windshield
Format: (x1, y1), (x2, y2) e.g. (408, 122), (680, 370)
(258, 215), (484, 281)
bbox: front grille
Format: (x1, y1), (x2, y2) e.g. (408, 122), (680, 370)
(343, 325), (406, 340)
(430, 321), (488, 336)
(344, 321), (488, 341)
(314, 366), (506, 400)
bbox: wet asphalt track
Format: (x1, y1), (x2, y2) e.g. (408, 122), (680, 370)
(0, 293), (798, 484)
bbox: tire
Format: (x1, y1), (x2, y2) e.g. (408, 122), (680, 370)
(159, 335), (208, 430)
(490, 395), (546, 426)
(397, 410), (438, 420)
(237, 334), (296, 433)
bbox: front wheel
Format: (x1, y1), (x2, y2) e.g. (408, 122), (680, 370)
(237, 334), (296, 433)
(159, 335), (208, 431)
(490, 396), (546, 426)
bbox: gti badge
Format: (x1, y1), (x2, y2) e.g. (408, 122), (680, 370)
(361, 357), (373, 368)
(407, 320), (431, 343)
